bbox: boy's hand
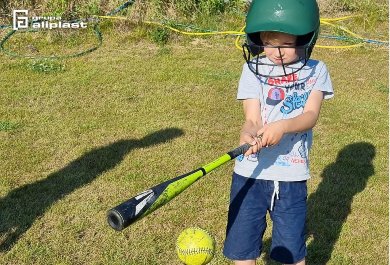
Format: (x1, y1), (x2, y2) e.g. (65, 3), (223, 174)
(240, 131), (263, 156)
(257, 120), (287, 147)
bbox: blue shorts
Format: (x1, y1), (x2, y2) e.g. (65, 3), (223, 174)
(223, 172), (307, 264)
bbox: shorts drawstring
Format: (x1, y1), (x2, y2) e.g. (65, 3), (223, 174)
(270, 180), (279, 211)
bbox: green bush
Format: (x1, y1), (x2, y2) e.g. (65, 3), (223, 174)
(150, 27), (170, 45)
(0, 0), (245, 18)
(0, 0), (387, 30)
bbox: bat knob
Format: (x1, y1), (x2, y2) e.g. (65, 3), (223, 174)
(107, 209), (125, 231)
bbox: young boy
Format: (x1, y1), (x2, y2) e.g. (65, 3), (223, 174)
(223, 1), (334, 265)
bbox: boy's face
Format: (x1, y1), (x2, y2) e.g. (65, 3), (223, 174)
(261, 33), (298, 65)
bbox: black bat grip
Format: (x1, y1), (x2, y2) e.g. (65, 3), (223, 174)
(228, 143), (251, 159)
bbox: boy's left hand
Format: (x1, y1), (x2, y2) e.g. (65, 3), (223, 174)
(257, 120), (286, 147)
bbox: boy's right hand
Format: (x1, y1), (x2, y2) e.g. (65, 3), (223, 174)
(240, 132), (263, 156)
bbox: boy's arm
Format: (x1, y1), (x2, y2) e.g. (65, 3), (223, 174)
(240, 98), (263, 156)
(258, 90), (324, 146)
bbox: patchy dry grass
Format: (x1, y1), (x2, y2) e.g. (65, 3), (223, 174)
(0, 5), (388, 265)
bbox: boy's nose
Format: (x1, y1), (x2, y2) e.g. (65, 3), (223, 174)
(277, 47), (285, 57)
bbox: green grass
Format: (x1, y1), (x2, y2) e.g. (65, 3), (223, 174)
(0, 13), (389, 265)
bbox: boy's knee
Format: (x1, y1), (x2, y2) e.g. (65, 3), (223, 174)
(234, 260), (256, 265)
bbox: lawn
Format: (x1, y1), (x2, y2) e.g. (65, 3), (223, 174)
(0, 16), (388, 265)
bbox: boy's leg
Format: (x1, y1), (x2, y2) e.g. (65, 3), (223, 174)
(223, 173), (269, 261)
(232, 255), (306, 264)
(269, 181), (308, 265)
(234, 260), (256, 265)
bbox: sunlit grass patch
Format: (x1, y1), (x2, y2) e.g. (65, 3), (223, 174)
(27, 58), (65, 73)
(0, 121), (19, 131)
(0, 4), (388, 264)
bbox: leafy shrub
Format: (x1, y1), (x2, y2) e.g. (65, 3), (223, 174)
(150, 27), (169, 45)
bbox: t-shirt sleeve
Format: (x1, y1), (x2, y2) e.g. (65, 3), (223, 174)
(237, 63), (261, 100)
(313, 62), (334, 100)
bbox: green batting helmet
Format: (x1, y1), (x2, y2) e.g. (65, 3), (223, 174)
(243, 0), (320, 76)
(245, 0), (319, 53)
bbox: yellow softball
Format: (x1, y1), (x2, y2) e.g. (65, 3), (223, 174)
(176, 227), (216, 265)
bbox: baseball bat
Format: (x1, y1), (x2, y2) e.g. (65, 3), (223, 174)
(107, 141), (255, 231)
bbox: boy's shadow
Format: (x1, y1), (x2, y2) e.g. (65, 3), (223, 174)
(262, 142), (375, 264)
(0, 127), (184, 252)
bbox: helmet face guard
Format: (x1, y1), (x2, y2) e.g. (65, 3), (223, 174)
(242, 44), (309, 77)
(244, 0), (320, 77)
(243, 31), (318, 77)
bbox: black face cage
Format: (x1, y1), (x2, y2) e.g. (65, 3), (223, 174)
(242, 43), (313, 77)
(243, 31), (316, 77)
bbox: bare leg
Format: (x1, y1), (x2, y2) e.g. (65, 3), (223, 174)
(234, 260), (256, 265)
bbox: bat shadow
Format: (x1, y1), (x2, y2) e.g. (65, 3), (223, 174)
(261, 142), (375, 264)
(0, 127), (184, 252)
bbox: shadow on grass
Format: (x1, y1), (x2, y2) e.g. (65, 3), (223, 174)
(261, 142), (375, 265)
(0, 127), (184, 252)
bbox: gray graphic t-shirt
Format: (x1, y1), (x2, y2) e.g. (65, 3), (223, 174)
(234, 57), (334, 181)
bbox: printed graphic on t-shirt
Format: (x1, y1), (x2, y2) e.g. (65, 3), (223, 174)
(247, 153), (259, 162)
(298, 133), (308, 159)
(265, 75), (313, 115)
(266, 87), (285, 105)
(280, 91), (311, 115)
(267, 73), (298, 85)
(235, 153), (259, 162)
(236, 154), (244, 162)
(235, 60), (333, 180)
(274, 151), (308, 167)
(262, 73), (314, 167)
(275, 155), (291, 167)
(273, 132), (308, 167)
